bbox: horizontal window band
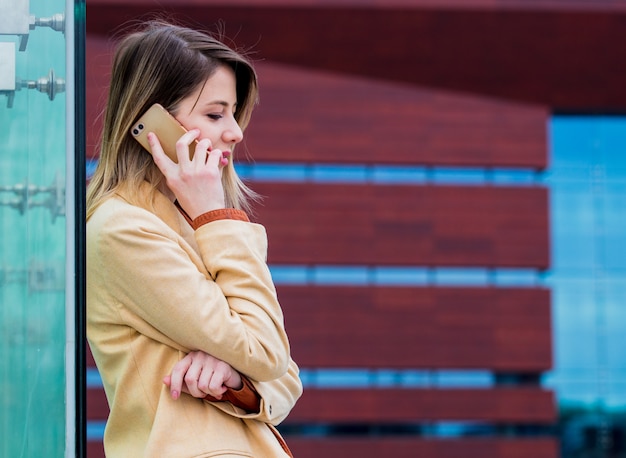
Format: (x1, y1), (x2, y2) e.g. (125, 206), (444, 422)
(269, 266), (626, 286)
(237, 163), (542, 186)
(298, 369), (540, 388)
(87, 421), (105, 441)
(269, 265), (545, 287)
(277, 423), (555, 438)
(86, 160), (541, 186)
(86, 420), (554, 441)
(86, 367), (102, 388)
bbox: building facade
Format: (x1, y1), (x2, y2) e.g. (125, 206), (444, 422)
(3, 0), (625, 457)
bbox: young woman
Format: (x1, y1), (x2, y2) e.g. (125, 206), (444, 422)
(86, 20), (302, 457)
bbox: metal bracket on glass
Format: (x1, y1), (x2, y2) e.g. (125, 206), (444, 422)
(9, 13), (66, 51)
(0, 41), (16, 107)
(2, 68), (66, 108)
(0, 0), (66, 107)
(0, 43), (65, 108)
(0, 0), (31, 51)
(14, 68), (66, 104)
(0, 0), (65, 51)
(0, 172), (66, 222)
(29, 13), (65, 35)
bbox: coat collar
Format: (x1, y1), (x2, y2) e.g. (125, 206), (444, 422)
(115, 181), (194, 241)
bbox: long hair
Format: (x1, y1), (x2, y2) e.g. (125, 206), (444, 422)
(86, 20), (259, 220)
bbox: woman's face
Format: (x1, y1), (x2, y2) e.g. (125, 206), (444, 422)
(174, 64), (243, 153)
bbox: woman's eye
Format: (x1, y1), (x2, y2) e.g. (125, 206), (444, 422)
(207, 114), (222, 120)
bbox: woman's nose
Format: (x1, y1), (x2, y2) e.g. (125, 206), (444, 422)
(224, 119), (243, 144)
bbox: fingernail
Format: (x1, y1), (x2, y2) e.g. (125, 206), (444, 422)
(171, 391), (179, 400)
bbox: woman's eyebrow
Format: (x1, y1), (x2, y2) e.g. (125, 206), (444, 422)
(201, 100), (239, 112)
(203, 100), (231, 108)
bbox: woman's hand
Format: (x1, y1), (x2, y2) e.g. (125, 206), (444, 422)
(148, 129), (230, 219)
(163, 350), (243, 400)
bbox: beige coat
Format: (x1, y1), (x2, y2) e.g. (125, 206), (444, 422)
(87, 183), (302, 457)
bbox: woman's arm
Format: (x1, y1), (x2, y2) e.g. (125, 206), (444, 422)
(93, 202), (290, 382)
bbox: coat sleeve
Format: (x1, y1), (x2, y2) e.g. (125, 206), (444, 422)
(253, 358), (303, 425)
(94, 204), (290, 382)
(208, 358), (303, 425)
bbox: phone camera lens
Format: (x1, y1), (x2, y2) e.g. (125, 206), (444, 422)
(138, 123), (144, 130)
(132, 129), (139, 135)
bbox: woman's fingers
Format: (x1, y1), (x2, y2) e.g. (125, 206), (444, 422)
(167, 355), (193, 400)
(182, 354), (208, 398)
(194, 354), (228, 398)
(165, 351), (236, 400)
(198, 366), (227, 400)
(147, 132), (174, 174)
(174, 128), (201, 164)
(148, 129), (226, 217)
(192, 138), (211, 168)
(207, 361), (230, 397)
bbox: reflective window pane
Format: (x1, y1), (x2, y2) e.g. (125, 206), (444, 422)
(0, 0), (71, 455)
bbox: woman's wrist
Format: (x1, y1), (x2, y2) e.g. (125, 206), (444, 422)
(191, 208), (249, 230)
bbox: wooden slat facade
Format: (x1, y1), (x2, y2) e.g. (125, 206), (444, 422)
(287, 438), (559, 458)
(86, 37), (548, 168)
(280, 286), (551, 370)
(86, 1), (626, 112)
(288, 388), (556, 424)
(87, 386), (556, 424)
(242, 62), (547, 168)
(252, 183), (549, 268)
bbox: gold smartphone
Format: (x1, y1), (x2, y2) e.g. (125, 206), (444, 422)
(130, 103), (197, 162)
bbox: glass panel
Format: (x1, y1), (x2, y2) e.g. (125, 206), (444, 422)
(547, 115), (626, 456)
(0, 0), (70, 455)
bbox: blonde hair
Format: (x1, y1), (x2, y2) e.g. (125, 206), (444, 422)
(86, 20), (259, 220)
